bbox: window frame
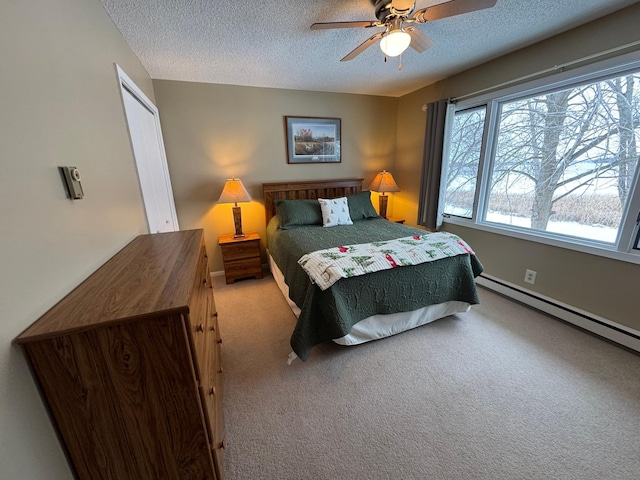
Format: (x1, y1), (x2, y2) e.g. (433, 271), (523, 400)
(440, 104), (487, 220)
(441, 50), (640, 265)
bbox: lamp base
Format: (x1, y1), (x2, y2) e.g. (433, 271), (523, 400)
(378, 194), (389, 219)
(232, 205), (245, 237)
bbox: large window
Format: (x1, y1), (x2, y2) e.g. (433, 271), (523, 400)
(442, 56), (640, 260)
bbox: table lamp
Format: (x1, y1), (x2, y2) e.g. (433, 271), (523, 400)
(368, 170), (400, 219)
(218, 177), (252, 238)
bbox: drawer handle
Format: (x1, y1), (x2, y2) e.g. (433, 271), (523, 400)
(210, 325), (216, 332)
(212, 312), (218, 318)
(218, 440), (225, 450)
(217, 338), (222, 344)
(196, 323), (204, 332)
(219, 366), (224, 374)
(202, 278), (207, 285)
(209, 387), (216, 396)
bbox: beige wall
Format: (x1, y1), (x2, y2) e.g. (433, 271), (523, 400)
(153, 80), (399, 271)
(0, 0), (155, 478)
(394, 4), (640, 331)
(4, 1), (639, 478)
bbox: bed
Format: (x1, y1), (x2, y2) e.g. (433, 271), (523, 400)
(263, 178), (483, 361)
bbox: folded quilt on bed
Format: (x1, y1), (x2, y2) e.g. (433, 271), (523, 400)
(298, 232), (474, 291)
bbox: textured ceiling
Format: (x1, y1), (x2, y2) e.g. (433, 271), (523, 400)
(101, 0), (638, 97)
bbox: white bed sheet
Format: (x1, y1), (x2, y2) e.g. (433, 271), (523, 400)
(268, 252), (471, 347)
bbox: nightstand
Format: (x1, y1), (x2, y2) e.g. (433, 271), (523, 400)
(386, 216), (405, 224)
(218, 232), (263, 284)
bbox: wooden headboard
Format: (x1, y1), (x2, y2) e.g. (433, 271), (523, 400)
(262, 178), (364, 225)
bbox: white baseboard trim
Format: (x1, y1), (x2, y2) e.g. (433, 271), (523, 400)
(476, 274), (640, 353)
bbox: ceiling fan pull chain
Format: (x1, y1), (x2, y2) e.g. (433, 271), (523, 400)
(398, 53), (403, 71)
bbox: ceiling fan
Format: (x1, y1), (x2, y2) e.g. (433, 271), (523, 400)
(311, 0), (498, 62)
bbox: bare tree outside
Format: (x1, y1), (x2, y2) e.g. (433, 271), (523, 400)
(443, 107), (485, 217)
(444, 72), (640, 243)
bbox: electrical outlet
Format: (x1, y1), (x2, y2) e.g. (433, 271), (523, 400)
(524, 269), (537, 284)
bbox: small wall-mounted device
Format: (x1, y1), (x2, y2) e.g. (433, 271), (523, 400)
(59, 166), (84, 199)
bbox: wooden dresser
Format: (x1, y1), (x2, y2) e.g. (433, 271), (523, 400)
(16, 229), (225, 480)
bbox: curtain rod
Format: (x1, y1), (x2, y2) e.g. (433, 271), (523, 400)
(422, 39), (640, 109)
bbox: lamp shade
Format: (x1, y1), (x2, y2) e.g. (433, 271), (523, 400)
(379, 29), (411, 57)
(369, 170), (400, 194)
(218, 178), (252, 205)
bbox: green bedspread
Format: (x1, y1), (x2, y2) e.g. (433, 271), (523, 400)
(267, 217), (483, 361)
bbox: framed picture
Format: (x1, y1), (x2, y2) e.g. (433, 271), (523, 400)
(284, 116), (341, 164)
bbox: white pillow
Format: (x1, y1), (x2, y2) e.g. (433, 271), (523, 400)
(318, 197), (353, 227)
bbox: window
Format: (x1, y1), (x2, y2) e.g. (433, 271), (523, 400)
(443, 106), (485, 218)
(442, 54), (640, 261)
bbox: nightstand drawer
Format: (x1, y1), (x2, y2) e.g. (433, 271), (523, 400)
(223, 258), (262, 283)
(220, 240), (260, 261)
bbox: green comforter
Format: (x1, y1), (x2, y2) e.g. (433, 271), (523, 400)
(267, 217), (483, 361)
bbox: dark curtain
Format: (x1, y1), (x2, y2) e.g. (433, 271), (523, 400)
(417, 99), (448, 230)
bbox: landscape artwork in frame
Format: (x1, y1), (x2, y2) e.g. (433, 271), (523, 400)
(285, 116), (341, 164)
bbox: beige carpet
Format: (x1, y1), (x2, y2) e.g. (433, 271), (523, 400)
(212, 273), (640, 480)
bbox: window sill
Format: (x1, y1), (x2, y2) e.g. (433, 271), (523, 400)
(443, 216), (640, 265)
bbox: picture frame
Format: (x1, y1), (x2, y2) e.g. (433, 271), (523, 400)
(284, 116), (341, 164)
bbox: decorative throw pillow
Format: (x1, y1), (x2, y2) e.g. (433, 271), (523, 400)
(275, 199), (322, 229)
(318, 197), (353, 227)
(347, 190), (380, 221)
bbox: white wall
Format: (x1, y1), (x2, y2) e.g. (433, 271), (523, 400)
(0, 0), (154, 477)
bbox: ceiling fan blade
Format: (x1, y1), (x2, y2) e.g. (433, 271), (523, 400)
(340, 32), (384, 62)
(405, 26), (434, 53)
(413, 0), (497, 23)
(311, 20), (378, 30)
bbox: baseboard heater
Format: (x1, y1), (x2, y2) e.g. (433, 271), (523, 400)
(476, 274), (640, 354)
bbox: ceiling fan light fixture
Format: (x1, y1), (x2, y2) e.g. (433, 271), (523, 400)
(379, 29), (411, 57)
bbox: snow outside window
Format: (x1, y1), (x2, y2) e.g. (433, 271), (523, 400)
(441, 56), (640, 262)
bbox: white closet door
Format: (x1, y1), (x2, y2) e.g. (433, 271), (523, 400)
(117, 66), (179, 233)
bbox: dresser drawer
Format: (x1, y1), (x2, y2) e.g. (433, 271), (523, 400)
(188, 248), (214, 380)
